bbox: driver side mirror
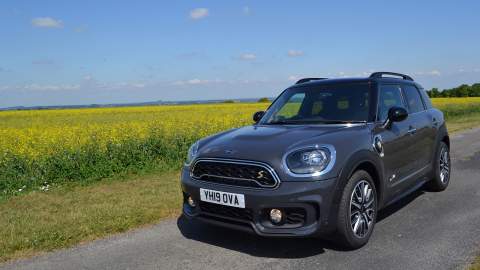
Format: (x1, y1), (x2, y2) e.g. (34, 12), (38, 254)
(383, 106), (408, 128)
(388, 106), (408, 122)
(253, 111), (265, 123)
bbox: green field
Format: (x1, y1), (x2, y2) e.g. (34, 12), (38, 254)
(2, 98), (480, 199)
(1, 98), (480, 262)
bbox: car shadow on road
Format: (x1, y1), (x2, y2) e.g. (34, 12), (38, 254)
(177, 188), (426, 259)
(177, 216), (337, 258)
(377, 188), (425, 222)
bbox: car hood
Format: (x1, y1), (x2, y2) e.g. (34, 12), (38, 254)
(198, 124), (362, 161)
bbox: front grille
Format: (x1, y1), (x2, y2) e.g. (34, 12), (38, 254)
(191, 159), (279, 188)
(199, 202), (253, 222)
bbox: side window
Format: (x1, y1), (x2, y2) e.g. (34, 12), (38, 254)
(402, 85), (425, 113)
(419, 88), (433, 109)
(378, 85), (404, 121)
(274, 93), (305, 120)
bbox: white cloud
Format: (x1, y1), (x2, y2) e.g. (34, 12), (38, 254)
(243, 6), (250, 15)
(288, 50), (304, 57)
(172, 78), (223, 86)
(428, 70), (441, 76)
(190, 8), (209, 20)
(31, 17), (63, 28)
(414, 70), (441, 76)
(23, 84), (80, 91)
(96, 81), (148, 89)
(239, 53), (256, 61)
(288, 75), (301, 81)
(172, 79), (209, 86)
(131, 83), (146, 88)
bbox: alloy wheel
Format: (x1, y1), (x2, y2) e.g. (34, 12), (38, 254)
(350, 180), (375, 238)
(439, 147), (450, 184)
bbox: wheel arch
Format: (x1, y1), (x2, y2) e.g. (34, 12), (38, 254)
(442, 134), (450, 148)
(332, 150), (386, 209)
(436, 123), (450, 148)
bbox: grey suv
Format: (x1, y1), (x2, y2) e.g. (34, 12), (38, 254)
(181, 72), (450, 248)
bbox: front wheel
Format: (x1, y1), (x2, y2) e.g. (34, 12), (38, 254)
(426, 141), (451, 191)
(336, 170), (377, 249)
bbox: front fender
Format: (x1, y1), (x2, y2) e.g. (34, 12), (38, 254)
(331, 149), (385, 210)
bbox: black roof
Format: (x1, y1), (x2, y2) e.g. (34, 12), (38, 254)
(292, 72), (422, 88)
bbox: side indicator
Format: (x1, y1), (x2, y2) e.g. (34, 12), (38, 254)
(373, 135), (384, 157)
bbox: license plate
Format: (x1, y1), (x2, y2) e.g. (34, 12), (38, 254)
(200, 188), (245, 208)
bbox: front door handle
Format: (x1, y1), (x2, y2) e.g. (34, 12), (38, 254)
(407, 128), (417, 135)
(432, 118), (439, 127)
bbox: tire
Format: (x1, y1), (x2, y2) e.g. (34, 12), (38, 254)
(336, 170), (377, 249)
(426, 141), (451, 191)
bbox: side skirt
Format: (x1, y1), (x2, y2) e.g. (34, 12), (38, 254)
(382, 177), (428, 208)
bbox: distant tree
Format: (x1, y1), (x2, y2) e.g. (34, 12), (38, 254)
(223, 100), (235, 103)
(427, 88), (440, 98)
(471, 83), (480, 97)
(441, 90), (451, 97)
(456, 84), (470, 97)
(257, 97), (270, 103)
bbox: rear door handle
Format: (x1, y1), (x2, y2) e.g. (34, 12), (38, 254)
(407, 128), (417, 135)
(432, 118), (438, 127)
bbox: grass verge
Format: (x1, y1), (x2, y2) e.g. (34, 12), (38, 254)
(471, 256), (480, 270)
(445, 114), (480, 133)
(0, 171), (181, 263)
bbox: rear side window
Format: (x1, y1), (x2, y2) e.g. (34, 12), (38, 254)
(402, 85), (425, 113)
(419, 88), (433, 109)
(378, 85), (404, 121)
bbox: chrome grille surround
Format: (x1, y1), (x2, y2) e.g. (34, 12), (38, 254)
(190, 158), (280, 189)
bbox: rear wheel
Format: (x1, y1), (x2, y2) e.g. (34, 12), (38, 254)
(426, 141), (450, 191)
(336, 170), (377, 249)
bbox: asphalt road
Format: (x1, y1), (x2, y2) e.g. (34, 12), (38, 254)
(3, 128), (480, 270)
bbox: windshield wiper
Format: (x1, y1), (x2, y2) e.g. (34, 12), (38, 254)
(312, 120), (367, 124)
(265, 119), (366, 125)
(265, 120), (302, 125)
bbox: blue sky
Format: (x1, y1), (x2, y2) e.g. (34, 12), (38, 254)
(0, 0), (479, 107)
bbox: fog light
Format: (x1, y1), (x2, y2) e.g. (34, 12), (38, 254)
(269, 209), (283, 224)
(187, 196), (196, 207)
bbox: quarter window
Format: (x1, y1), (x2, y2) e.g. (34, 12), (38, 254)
(403, 85), (425, 113)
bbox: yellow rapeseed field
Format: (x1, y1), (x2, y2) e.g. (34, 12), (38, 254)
(0, 103), (265, 159)
(1, 98), (479, 196)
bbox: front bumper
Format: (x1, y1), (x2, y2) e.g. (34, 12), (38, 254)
(180, 167), (339, 237)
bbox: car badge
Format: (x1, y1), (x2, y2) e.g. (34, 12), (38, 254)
(256, 171), (267, 179)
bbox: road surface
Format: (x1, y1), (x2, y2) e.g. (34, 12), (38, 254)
(2, 128), (480, 270)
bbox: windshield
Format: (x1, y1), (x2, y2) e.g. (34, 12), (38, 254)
(260, 83), (372, 125)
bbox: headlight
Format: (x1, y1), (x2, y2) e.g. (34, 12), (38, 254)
(284, 145), (335, 176)
(185, 141), (199, 166)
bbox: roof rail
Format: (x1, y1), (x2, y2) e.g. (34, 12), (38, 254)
(295, 78), (328, 84)
(369, 72), (413, 81)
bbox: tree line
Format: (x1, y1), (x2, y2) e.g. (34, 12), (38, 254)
(427, 83), (480, 98)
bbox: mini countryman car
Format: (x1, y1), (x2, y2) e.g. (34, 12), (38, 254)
(181, 72), (450, 248)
